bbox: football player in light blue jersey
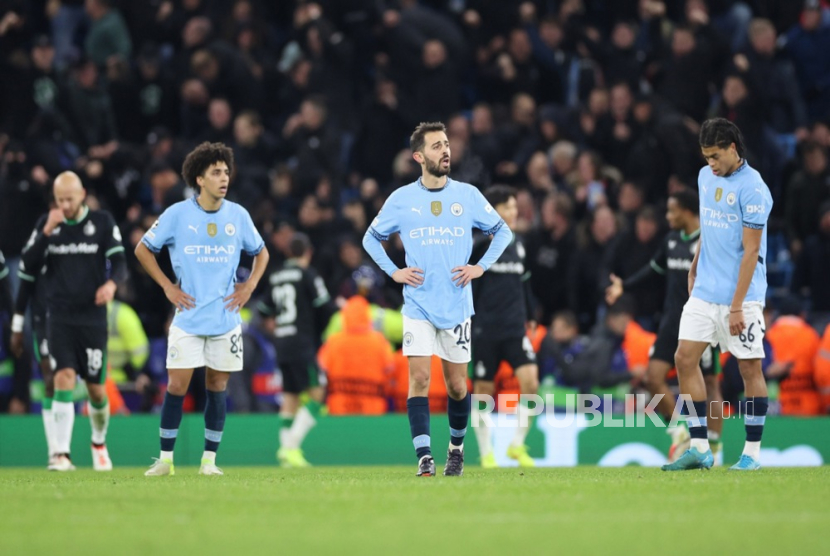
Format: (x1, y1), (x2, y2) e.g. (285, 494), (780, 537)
(135, 142), (269, 476)
(665, 118), (772, 472)
(363, 122), (512, 477)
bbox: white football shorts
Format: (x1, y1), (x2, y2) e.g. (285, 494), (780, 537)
(402, 316), (472, 364)
(166, 324), (244, 371)
(678, 297), (765, 359)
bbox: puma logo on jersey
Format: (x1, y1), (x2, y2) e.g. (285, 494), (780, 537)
(411, 207), (422, 215)
(188, 225), (199, 233)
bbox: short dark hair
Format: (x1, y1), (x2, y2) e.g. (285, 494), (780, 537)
(669, 189), (700, 215)
(547, 192), (573, 220)
(552, 310), (578, 330)
(636, 205), (659, 222)
(410, 122), (447, 153)
(607, 294), (636, 317)
(181, 142), (234, 189)
(288, 232), (312, 258)
(699, 117), (746, 157)
(483, 185), (517, 208)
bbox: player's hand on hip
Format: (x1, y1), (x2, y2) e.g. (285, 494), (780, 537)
(224, 282), (254, 312)
(451, 264), (484, 287)
(10, 332), (24, 359)
(164, 284), (196, 311)
(728, 308), (745, 336)
(392, 267), (424, 287)
(94, 280), (117, 306)
(605, 273), (623, 305)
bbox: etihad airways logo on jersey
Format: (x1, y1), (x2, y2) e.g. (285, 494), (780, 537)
(409, 226), (465, 246)
(184, 244), (236, 263)
(701, 207), (739, 229)
(47, 243), (99, 255)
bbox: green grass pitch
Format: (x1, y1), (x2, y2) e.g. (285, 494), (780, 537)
(1, 466), (827, 555)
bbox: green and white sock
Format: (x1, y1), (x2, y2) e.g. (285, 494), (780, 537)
(511, 401), (534, 448)
(279, 414), (295, 449)
(53, 390), (75, 454)
(290, 400), (322, 448)
(89, 397), (109, 445)
(42, 397), (56, 457)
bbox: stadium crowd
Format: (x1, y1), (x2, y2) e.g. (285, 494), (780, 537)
(1, 0), (830, 416)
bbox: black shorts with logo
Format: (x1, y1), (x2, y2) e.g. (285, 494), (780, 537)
(650, 313), (719, 376)
(48, 320), (108, 384)
(279, 352), (326, 394)
(471, 334), (536, 382)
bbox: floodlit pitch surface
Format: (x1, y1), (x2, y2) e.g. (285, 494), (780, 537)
(1, 466), (826, 555)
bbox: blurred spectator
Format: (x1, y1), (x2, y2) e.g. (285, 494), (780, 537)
(233, 308), (280, 413)
(353, 78), (409, 187)
(784, 0), (830, 122)
(739, 18), (808, 135)
(537, 310), (589, 389)
(570, 205), (618, 331)
(282, 95), (344, 198)
(766, 297), (822, 415)
(812, 322), (830, 413)
(525, 193), (577, 324)
(655, 25), (716, 123)
(84, 0), (132, 68)
(318, 295), (394, 415)
(106, 299), (149, 385)
(59, 56), (118, 154)
(330, 237), (389, 307)
(603, 205), (665, 326)
(785, 142), (830, 253)
(792, 200), (830, 330)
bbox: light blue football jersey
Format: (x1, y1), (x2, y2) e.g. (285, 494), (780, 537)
(364, 177), (510, 329)
(142, 197), (265, 335)
(693, 162), (773, 306)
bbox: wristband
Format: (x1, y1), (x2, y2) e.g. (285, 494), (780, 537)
(11, 314), (25, 333)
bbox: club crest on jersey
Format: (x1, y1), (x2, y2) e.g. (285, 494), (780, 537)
(726, 192), (736, 206)
(225, 223), (235, 236)
(431, 201), (442, 216)
(84, 220), (96, 236)
(451, 203), (463, 216)
(207, 223), (217, 237)
(403, 332), (414, 347)
(715, 187), (723, 202)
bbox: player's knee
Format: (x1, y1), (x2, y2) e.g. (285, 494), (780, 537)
(166, 379), (189, 396)
(673, 348), (697, 373)
(737, 359), (763, 380)
(516, 366), (539, 394)
(53, 368), (76, 390)
(644, 368), (667, 393)
(87, 384), (106, 404)
(409, 372), (430, 393)
(472, 380), (495, 396)
(446, 377), (467, 400)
